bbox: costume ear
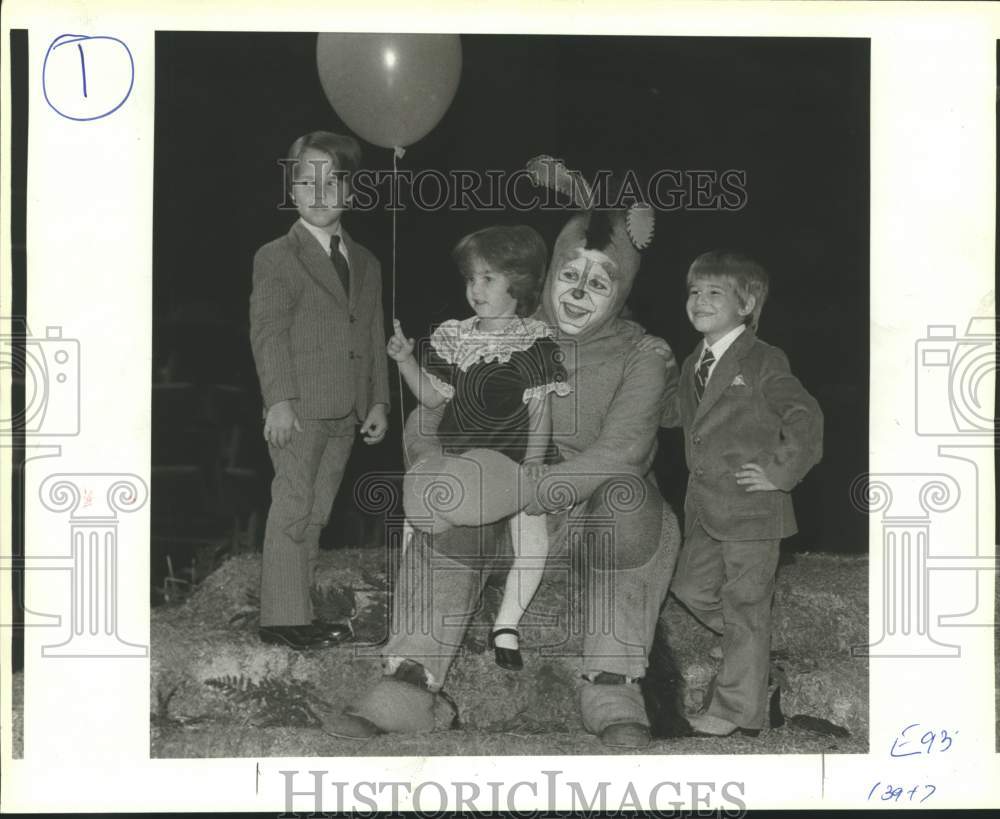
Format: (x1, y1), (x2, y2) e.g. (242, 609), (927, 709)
(526, 155), (592, 209)
(626, 203), (655, 250)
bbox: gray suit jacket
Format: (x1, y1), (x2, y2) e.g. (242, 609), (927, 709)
(663, 329), (823, 541)
(249, 221), (390, 421)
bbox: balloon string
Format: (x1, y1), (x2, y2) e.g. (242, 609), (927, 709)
(392, 147), (398, 323)
(392, 146), (406, 464)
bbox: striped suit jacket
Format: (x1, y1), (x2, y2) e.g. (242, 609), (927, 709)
(249, 220), (390, 421)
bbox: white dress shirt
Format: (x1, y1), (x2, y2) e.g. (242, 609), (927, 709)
(697, 323), (746, 384)
(298, 218), (350, 266)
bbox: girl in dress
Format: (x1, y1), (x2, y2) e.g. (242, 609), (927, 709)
(387, 224), (569, 670)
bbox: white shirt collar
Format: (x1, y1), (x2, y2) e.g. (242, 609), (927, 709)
(701, 323), (746, 363)
(298, 218), (348, 261)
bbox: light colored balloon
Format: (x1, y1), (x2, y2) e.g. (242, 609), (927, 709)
(316, 33), (462, 149)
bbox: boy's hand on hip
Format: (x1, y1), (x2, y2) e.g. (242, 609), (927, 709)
(264, 400), (302, 449)
(735, 462), (778, 492)
(361, 404), (388, 445)
(387, 319), (415, 363)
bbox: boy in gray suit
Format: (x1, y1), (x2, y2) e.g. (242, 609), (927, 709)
(250, 131), (389, 650)
(662, 251), (823, 736)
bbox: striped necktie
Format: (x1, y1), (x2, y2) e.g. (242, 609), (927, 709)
(329, 235), (350, 297)
(695, 347), (715, 402)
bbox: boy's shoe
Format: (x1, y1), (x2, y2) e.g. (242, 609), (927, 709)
(689, 713), (760, 738)
(258, 623), (349, 650)
(312, 620), (353, 642)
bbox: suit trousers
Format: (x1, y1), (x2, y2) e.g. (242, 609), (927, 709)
(260, 417), (355, 626)
(671, 521), (780, 729)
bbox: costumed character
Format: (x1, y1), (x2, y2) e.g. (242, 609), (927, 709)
(328, 157), (688, 748)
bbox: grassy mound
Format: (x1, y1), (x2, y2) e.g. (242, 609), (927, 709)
(149, 549), (869, 757)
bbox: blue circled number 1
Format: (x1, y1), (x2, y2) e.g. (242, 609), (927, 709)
(43, 34), (134, 121)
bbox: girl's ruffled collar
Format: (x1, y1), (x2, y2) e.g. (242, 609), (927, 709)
(431, 316), (553, 371)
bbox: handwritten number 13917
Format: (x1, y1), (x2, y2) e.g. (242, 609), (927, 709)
(868, 783), (937, 803)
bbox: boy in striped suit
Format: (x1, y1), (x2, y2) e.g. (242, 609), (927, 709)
(250, 131), (389, 650)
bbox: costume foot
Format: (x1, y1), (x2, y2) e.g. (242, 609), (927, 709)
(489, 628), (523, 671)
(321, 711), (384, 740)
(599, 722), (651, 749)
(341, 665), (440, 735)
(580, 673), (651, 742)
(258, 624), (344, 650)
(688, 714), (761, 738)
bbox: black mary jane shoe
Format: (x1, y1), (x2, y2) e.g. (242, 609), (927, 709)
(489, 628), (524, 671)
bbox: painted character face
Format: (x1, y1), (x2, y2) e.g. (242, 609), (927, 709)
(686, 274), (754, 345)
(548, 249), (617, 336)
(290, 147), (350, 231)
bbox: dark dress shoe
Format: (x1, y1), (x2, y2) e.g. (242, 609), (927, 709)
(489, 628), (523, 671)
(311, 620), (353, 642)
(258, 624), (340, 650)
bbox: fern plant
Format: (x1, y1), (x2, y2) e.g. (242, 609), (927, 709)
(205, 674), (331, 728)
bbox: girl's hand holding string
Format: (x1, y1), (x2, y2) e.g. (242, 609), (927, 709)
(387, 318), (416, 363)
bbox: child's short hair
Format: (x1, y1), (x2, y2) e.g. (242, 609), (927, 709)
(687, 250), (769, 331)
(286, 131), (362, 195)
(452, 225), (548, 318)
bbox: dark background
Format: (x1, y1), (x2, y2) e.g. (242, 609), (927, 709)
(151, 32), (869, 560)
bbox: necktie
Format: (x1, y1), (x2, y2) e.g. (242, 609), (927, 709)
(329, 235), (350, 297)
(695, 347), (715, 402)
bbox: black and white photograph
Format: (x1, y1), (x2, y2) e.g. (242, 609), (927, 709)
(148, 31), (868, 758)
(3, 1), (997, 813)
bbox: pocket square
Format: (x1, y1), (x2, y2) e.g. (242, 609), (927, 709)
(731, 375), (748, 387)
